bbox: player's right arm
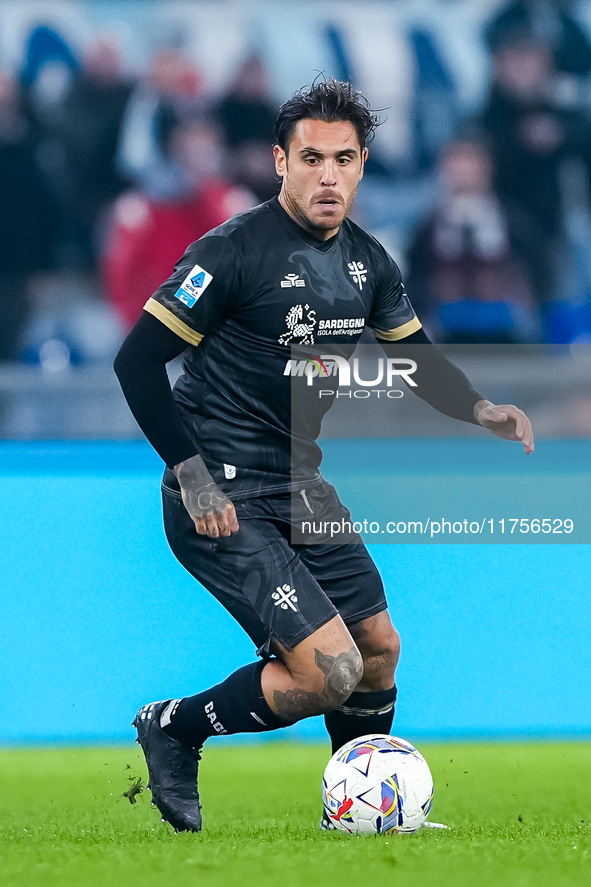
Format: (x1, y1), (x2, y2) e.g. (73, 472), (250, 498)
(113, 312), (239, 537)
(113, 235), (241, 538)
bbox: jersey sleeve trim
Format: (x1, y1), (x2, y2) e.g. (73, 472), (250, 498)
(143, 299), (204, 346)
(371, 316), (422, 341)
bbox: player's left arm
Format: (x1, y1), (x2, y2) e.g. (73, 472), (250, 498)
(472, 398), (534, 453)
(367, 250), (534, 454)
(375, 327), (534, 454)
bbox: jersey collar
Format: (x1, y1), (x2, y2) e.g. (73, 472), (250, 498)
(268, 196), (340, 252)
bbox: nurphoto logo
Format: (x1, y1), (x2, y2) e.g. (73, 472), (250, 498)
(284, 353), (417, 398)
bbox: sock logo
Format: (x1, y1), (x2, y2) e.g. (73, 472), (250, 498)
(204, 701), (227, 734)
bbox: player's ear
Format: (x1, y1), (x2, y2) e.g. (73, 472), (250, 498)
(274, 144), (287, 177)
(360, 147), (368, 178)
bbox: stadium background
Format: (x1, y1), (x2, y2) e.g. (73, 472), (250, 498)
(0, 0), (590, 746)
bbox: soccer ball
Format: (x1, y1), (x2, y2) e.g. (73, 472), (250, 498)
(322, 734), (434, 835)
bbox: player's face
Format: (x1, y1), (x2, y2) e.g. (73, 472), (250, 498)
(274, 119), (367, 240)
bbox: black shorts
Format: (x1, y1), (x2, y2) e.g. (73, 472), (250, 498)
(161, 476), (387, 653)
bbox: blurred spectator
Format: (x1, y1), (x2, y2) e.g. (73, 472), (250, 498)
(216, 57), (276, 147)
(228, 140), (278, 203)
(52, 35), (133, 271)
(117, 49), (205, 193)
(21, 24), (78, 109)
(409, 28), (458, 173)
(477, 33), (591, 322)
(405, 139), (543, 343)
(479, 37), (585, 240)
(485, 1), (591, 76)
(216, 57), (278, 202)
(0, 71), (56, 360)
(22, 33), (132, 273)
(103, 118), (255, 330)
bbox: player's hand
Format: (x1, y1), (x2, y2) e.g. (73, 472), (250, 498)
(174, 454), (240, 537)
(474, 400), (534, 454)
(181, 485), (239, 538)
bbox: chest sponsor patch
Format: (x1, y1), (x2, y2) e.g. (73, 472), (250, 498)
(174, 264), (213, 308)
(317, 317), (365, 336)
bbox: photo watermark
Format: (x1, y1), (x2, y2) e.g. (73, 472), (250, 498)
(289, 343), (591, 545)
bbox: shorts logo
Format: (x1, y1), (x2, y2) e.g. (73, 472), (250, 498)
(281, 273), (305, 288)
(174, 263), (213, 308)
(272, 584), (299, 611)
(348, 261), (368, 290)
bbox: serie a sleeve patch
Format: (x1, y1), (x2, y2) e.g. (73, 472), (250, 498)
(174, 264), (214, 308)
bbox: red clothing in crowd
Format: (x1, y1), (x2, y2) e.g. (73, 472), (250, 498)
(103, 182), (252, 329)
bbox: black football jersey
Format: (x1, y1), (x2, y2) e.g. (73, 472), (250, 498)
(146, 197), (421, 498)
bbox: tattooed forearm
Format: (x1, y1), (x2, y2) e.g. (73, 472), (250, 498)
(273, 646), (363, 719)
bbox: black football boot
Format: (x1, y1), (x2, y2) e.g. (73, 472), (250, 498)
(133, 700), (202, 832)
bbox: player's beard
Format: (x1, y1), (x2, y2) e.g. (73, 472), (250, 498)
(282, 183), (358, 239)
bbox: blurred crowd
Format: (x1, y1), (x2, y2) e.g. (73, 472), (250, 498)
(0, 26), (278, 365)
(3, 0), (591, 366)
(407, 0), (591, 345)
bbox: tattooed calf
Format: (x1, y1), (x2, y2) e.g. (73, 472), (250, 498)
(314, 647), (362, 706)
(273, 645), (362, 719)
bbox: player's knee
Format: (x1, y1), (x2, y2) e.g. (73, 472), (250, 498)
(313, 644), (363, 711)
(353, 619), (401, 690)
(373, 624), (400, 678)
(358, 621), (401, 665)
(386, 625), (401, 664)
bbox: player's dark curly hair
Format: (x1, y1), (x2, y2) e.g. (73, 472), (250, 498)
(275, 78), (381, 151)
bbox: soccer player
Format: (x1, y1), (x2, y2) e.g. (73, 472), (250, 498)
(114, 79), (534, 832)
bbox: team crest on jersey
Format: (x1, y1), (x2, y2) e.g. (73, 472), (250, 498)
(174, 263), (213, 308)
(348, 261), (368, 290)
(278, 304), (316, 345)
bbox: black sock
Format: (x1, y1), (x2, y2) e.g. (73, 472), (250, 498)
(161, 661), (290, 747)
(324, 686), (397, 755)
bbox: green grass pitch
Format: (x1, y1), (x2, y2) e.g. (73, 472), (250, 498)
(1, 741), (590, 887)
